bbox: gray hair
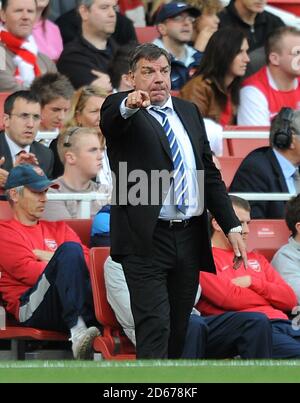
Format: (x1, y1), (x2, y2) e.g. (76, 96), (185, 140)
(5, 186), (25, 205)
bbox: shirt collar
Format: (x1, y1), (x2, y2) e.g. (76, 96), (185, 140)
(288, 236), (300, 251)
(147, 95), (174, 113)
(5, 133), (30, 158)
(273, 147), (297, 180)
(152, 38), (198, 67)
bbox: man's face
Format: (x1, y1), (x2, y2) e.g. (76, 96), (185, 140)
(0, 0), (36, 38)
(273, 34), (300, 78)
(233, 205), (251, 243)
(80, 0), (117, 37)
(236, 0), (266, 14)
(130, 56), (171, 106)
(3, 98), (41, 147)
(12, 186), (48, 223)
(158, 12), (195, 44)
(41, 97), (71, 131)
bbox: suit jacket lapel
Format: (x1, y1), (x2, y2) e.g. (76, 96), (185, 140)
(0, 132), (13, 171)
(268, 148), (289, 192)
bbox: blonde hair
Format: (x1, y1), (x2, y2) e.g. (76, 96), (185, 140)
(57, 126), (100, 165)
(64, 85), (109, 129)
(187, 0), (223, 14)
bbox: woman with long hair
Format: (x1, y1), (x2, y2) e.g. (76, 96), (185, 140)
(180, 27), (250, 126)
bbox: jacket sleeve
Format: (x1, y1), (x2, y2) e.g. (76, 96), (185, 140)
(249, 254), (297, 312)
(180, 76), (210, 117)
(199, 271), (270, 311)
(229, 154), (270, 219)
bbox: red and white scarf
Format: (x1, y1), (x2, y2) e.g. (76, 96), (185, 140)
(0, 28), (41, 88)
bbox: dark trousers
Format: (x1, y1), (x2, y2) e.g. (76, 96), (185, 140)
(182, 312), (273, 359)
(271, 320), (300, 358)
(121, 220), (201, 359)
(19, 242), (97, 332)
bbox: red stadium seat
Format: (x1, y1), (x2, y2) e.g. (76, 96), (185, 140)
(135, 26), (159, 43)
(252, 248), (277, 262)
(0, 318), (68, 359)
(0, 92), (10, 130)
(65, 218), (92, 246)
(0, 200), (12, 220)
(267, 0), (300, 16)
(224, 126), (270, 157)
(89, 247), (136, 360)
(247, 219), (290, 253)
(219, 156), (243, 189)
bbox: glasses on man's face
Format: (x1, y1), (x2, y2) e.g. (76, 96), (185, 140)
(170, 14), (196, 23)
(9, 113), (41, 122)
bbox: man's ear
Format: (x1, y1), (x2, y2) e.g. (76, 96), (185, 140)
(9, 188), (19, 203)
(211, 217), (222, 232)
(157, 22), (167, 37)
(295, 222), (300, 235)
(2, 113), (10, 130)
(78, 4), (89, 22)
(122, 73), (133, 89)
(0, 9), (6, 25)
(64, 151), (76, 165)
(269, 51), (280, 66)
(128, 71), (136, 89)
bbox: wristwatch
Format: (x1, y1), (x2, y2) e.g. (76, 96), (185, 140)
(228, 225), (242, 234)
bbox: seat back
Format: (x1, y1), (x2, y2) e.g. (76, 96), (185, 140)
(0, 200), (12, 220)
(267, 0), (300, 16)
(219, 156), (243, 189)
(89, 247), (120, 328)
(65, 218), (92, 246)
(247, 219), (290, 252)
(224, 125), (270, 157)
(89, 247), (136, 359)
(135, 26), (159, 43)
(228, 138), (269, 157)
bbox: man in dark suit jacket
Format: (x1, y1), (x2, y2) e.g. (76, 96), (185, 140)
(0, 91), (54, 188)
(230, 109), (300, 219)
(100, 43), (247, 359)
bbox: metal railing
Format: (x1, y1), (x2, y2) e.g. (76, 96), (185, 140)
(47, 192), (109, 219)
(45, 192), (295, 218)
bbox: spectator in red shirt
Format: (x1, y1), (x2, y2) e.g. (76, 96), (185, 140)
(198, 195), (300, 358)
(0, 164), (100, 359)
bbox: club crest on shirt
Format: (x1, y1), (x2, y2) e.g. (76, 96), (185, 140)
(44, 239), (57, 251)
(33, 166), (45, 176)
(248, 259), (261, 272)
